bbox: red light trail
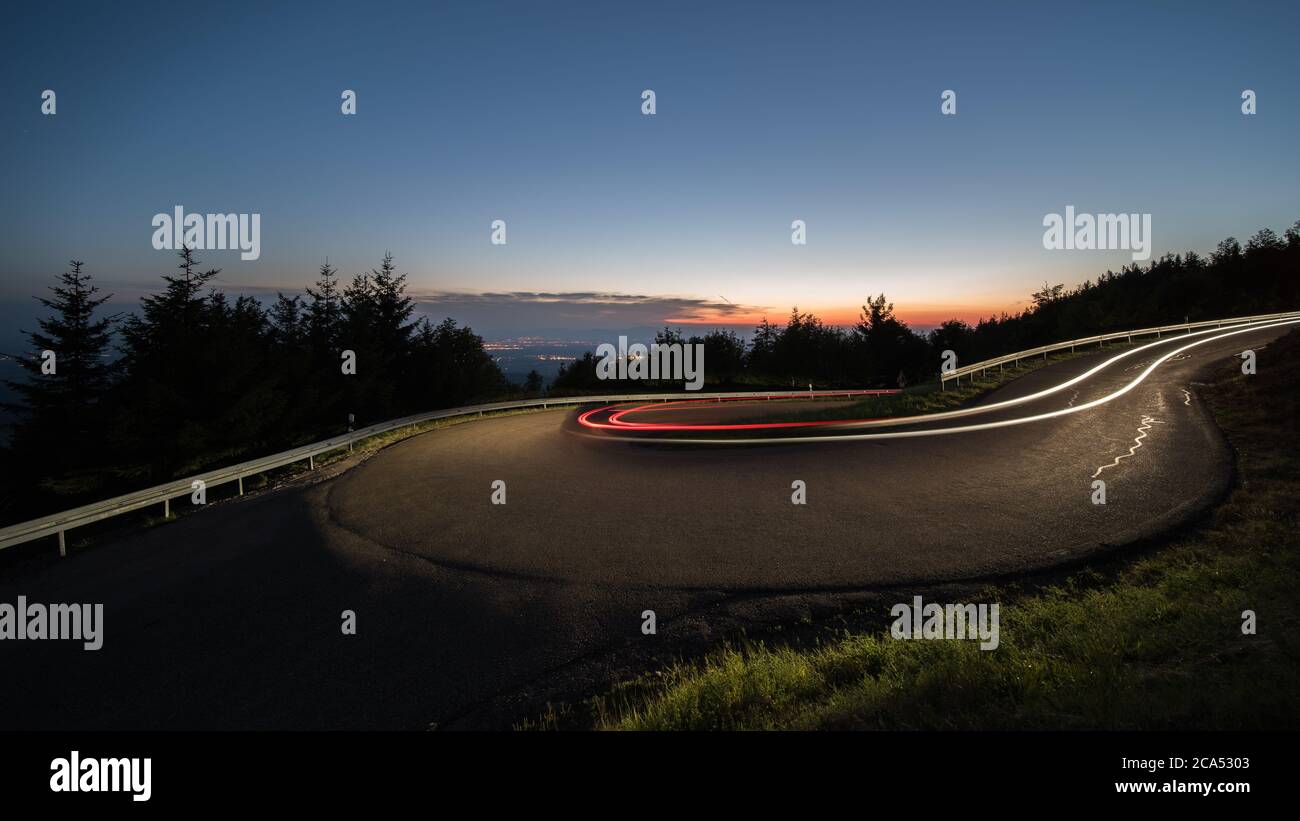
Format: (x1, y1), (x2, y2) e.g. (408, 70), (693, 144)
(576, 390), (900, 432)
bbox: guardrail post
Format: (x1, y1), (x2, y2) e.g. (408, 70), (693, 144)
(308, 455), (315, 471)
(57, 530), (66, 557)
(238, 476), (244, 496)
(163, 498), (170, 519)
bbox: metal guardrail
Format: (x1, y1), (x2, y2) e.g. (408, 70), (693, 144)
(5, 309), (1297, 556)
(0, 388), (882, 555)
(938, 309), (1300, 388)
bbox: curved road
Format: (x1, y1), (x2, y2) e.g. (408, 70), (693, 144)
(0, 321), (1291, 729)
(330, 320), (1289, 588)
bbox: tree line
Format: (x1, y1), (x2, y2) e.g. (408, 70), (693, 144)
(1, 249), (506, 524)
(552, 222), (1300, 392)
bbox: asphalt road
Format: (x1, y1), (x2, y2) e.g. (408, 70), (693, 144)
(0, 322), (1291, 729)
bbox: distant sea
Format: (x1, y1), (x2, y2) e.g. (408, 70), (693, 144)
(486, 339), (593, 384)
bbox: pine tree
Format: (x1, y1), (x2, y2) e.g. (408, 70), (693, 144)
(523, 370), (544, 395)
(339, 270), (390, 420)
(306, 260), (342, 352)
(269, 293), (306, 348)
(3, 260), (118, 493)
(119, 245), (220, 379)
(341, 253), (418, 419)
(113, 247), (225, 479)
(369, 251), (415, 358)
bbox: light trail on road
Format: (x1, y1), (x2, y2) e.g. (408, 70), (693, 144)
(576, 318), (1300, 444)
(578, 389), (899, 431)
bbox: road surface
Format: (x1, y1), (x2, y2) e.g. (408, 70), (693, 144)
(0, 322), (1291, 729)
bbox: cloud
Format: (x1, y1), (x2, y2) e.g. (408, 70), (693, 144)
(410, 290), (766, 338)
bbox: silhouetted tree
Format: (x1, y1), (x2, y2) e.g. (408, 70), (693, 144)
(3, 261), (117, 497)
(747, 317), (780, 375)
(112, 247), (224, 479)
(698, 329), (745, 383)
(853, 294), (926, 385)
(305, 261), (343, 350)
(410, 317), (505, 406)
(523, 370), (544, 395)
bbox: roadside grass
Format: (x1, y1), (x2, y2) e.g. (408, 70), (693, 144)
(306, 405), (557, 472)
(542, 346), (1104, 407)
(530, 332), (1300, 730)
(741, 347), (1107, 424)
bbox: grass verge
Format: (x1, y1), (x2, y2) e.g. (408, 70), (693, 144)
(742, 347), (1108, 424)
(533, 332), (1300, 730)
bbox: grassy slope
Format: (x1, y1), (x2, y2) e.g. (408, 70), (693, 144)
(677, 348), (1103, 428)
(546, 347), (1099, 411)
(555, 332), (1300, 730)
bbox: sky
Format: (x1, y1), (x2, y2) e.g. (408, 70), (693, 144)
(1, 0), (1298, 341)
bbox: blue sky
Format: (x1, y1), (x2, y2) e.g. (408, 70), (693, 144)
(2, 0), (1297, 339)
